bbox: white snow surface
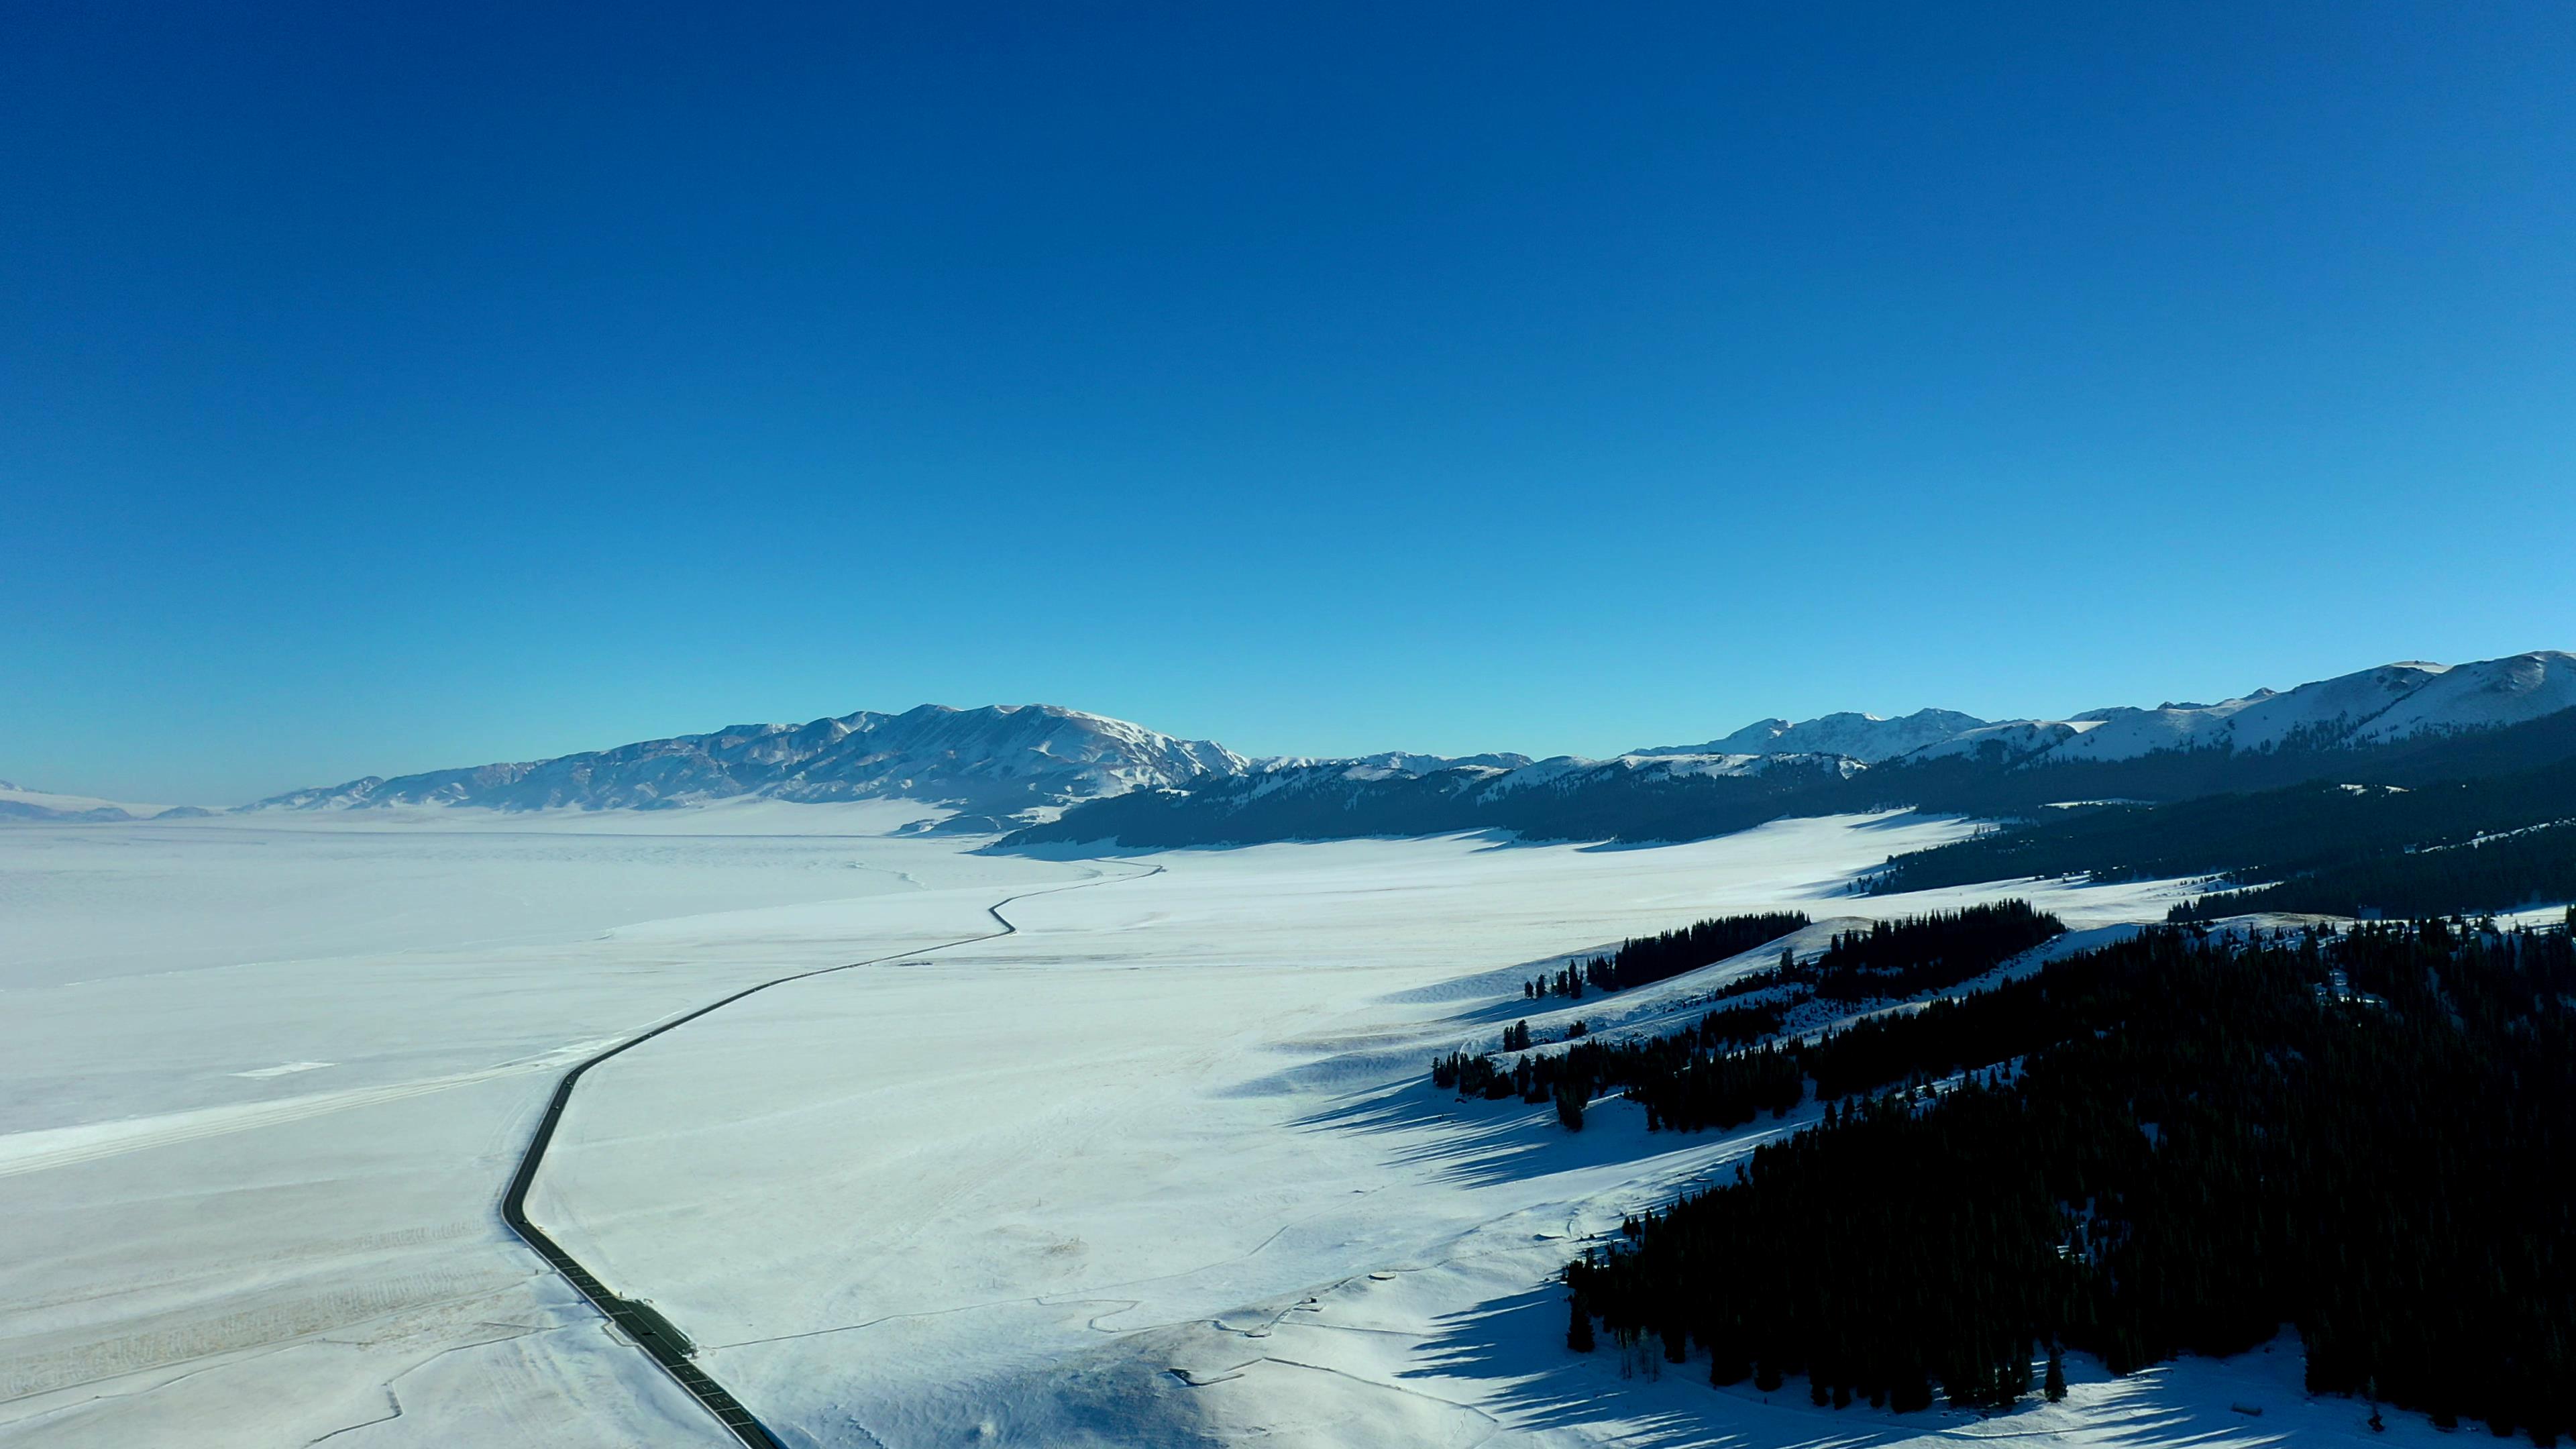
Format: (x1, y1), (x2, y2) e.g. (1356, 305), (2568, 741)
(0, 808), (2436, 1449)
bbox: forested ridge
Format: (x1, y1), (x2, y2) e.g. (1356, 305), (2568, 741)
(1582, 910), (1813, 992)
(1559, 916), (2576, 1441)
(2168, 820), (2576, 922)
(1008, 706), (2576, 849)
(1451, 904), (2063, 1134)
(1870, 745), (2576, 905)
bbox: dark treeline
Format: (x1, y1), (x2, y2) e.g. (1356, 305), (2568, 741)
(1806, 901), (2063, 1001)
(1566, 920), (2576, 1441)
(1798, 966), (2076, 1101)
(1436, 1001), (1801, 1132)
(1582, 912), (1812, 992)
(1872, 746), (2576, 924)
(1454, 901), (2070, 1135)
(1525, 963), (1591, 1000)
(2169, 821), (2576, 922)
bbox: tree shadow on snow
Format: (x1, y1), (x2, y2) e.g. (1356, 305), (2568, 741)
(1401, 1289), (2306, 1449)
(1400, 1285), (1908, 1449)
(1286, 1075), (1788, 1193)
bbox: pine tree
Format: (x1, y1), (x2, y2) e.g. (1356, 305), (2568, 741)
(2045, 1344), (2067, 1402)
(1566, 1297), (1595, 1353)
(1556, 1079), (1587, 1131)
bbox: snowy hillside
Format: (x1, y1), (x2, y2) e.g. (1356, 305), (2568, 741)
(1636, 708), (1990, 762)
(1965, 651), (2576, 766)
(1248, 750), (1536, 777)
(1629, 652), (2574, 772)
(247, 704), (1246, 814)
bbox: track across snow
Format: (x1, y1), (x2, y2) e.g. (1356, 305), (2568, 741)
(498, 863), (1163, 1448)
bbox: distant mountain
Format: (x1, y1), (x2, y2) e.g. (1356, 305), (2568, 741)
(1633, 708), (1988, 763)
(1978, 655), (2576, 765)
(48, 650), (2574, 830)
(1008, 750), (1864, 848)
(1246, 751), (1536, 778)
(1013, 651), (2576, 847)
(1625, 655), (2576, 771)
(0, 782), (193, 822)
(248, 704), (1247, 814)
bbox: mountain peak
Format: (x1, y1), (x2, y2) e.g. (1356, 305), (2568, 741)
(246, 704), (1246, 814)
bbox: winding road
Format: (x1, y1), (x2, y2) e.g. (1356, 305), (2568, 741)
(498, 862), (1162, 1449)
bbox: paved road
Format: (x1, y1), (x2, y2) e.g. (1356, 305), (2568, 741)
(498, 863), (1162, 1448)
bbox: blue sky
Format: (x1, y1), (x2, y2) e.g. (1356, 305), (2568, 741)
(7, 3), (2573, 804)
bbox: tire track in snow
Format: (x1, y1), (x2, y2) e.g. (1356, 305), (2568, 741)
(500, 861), (1164, 1449)
(0, 1043), (614, 1181)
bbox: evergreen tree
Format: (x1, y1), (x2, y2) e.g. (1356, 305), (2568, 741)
(1566, 1296), (1595, 1353)
(1561, 920), (2576, 1441)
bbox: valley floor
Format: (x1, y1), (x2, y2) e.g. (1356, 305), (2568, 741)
(0, 807), (2442, 1448)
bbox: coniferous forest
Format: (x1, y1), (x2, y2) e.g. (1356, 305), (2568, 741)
(1870, 747), (2576, 924)
(1580, 911), (1813, 992)
(1461, 903), (2066, 1133)
(1803, 900), (2061, 1000)
(1562, 916), (2576, 1442)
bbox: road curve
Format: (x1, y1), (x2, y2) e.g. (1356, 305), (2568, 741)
(499, 862), (1163, 1448)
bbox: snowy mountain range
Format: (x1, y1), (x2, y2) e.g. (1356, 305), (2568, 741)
(9, 651), (2571, 824)
(1014, 650), (2576, 847)
(246, 704), (1246, 814)
(1896, 652), (2575, 767)
(1623, 653), (2576, 771)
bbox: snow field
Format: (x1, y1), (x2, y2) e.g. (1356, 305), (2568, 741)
(1, 804), (2416, 1448)
(529, 815), (2206, 1446)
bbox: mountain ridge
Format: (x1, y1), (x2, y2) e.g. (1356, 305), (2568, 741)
(20, 650), (2571, 825)
(245, 703), (1247, 814)
(1012, 651), (2576, 847)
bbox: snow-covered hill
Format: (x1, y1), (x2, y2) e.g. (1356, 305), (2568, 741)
(1634, 708), (1989, 763)
(1959, 651), (2576, 766)
(1247, 750), (1536, 778)
(1652, 651), (2574, 770)
(247, 704), (1246, 814)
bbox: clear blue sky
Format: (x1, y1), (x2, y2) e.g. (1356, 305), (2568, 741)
(7, 3), (2572, 804)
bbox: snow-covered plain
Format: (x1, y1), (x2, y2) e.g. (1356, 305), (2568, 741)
(0, 807), (2436, 1448)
